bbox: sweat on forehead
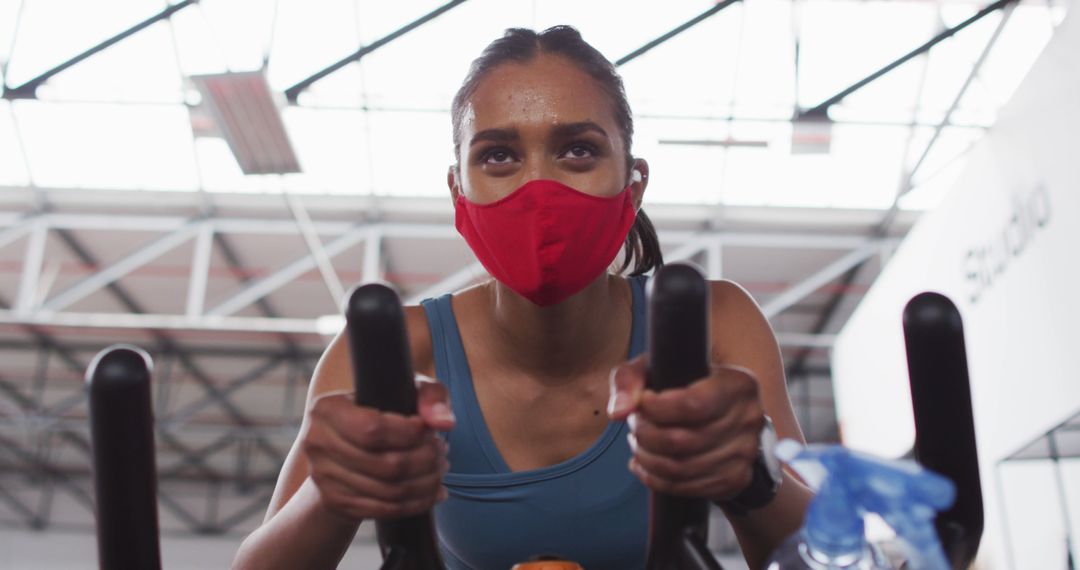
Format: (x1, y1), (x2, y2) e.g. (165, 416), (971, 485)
(458, 55), (620, 142)
(450, 27), (635, 164)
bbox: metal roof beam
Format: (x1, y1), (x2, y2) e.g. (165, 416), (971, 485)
(205, 224), (369, 317)
(879, 2), (1015, 231)
(1, 0), (197, 100)
(615, 0), (741, 67)
(284, 0), (468, 103)
(38, 221), (203, 314)
(798, 0), (1018, 119)
(285, 193), (345, 307)
(761, 240), (882, 319)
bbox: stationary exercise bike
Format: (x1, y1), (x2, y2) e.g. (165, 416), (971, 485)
(83, 264), (983, 569)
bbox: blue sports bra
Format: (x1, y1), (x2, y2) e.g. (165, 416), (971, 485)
(419, 275), (650, 569)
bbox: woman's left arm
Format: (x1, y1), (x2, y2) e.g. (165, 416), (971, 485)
(608, 279), (814, 570)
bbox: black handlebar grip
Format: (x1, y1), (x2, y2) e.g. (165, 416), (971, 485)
(644, 264), (722, 570)
(86, 345), (162, 570)
(646, 263), (711, 391)
(346, 283), (419, 414)
(903, 292), (984, 569)
(344, 283), (445, 570)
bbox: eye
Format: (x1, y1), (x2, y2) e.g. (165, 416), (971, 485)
(481, 147), (516, 165)
(560, 142), (598, 160)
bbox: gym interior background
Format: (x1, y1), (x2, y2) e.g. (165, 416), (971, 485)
(0, 0), (1076, 568)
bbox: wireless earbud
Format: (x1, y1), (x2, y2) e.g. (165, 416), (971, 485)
(631, 170), (643, 183)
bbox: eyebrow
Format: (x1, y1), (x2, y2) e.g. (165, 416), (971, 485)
(468, 121), (610, 147)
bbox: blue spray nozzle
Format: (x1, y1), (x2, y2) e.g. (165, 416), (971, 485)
(776, 440), (956, 570)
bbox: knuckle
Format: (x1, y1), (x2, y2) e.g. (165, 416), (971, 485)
(383, 452), (411, 478)
(679, 395), (706, 418)
(364, 416), (387, 447)
(639, 454), (669, 478)
(665, 430), (694, 454)
(659, 461), (689, 482)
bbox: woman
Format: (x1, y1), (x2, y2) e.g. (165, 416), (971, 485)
(234, 26), (812, 570)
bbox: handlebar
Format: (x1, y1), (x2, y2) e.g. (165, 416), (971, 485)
(903, 292), (984, 569)
(86, 345), (163, 570)
(644, 264), (723, 570)
(345, 283), (446, 570)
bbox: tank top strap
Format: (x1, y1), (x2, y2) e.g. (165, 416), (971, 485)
(419, 293), (459, 393)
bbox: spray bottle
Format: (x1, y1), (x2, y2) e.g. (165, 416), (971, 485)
(765, 440), (956, 570)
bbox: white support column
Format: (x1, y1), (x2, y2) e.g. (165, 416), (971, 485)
(39, 222), (201, 314)
(186, 222), (214, 317)
(206, 226), (370, 317)
(285, 193), (346, 308)
(14, 220), (48, 316)
(362, 228), (383, 284)
(0, 217), (37, 251)
(761, 241), (881, 319)
(706, 239), (723, 280)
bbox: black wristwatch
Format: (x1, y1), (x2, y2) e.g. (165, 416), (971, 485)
(718, 416), (782, 515)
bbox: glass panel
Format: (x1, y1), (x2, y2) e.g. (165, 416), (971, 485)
(280, 106), (370, 195)
(7, 0), (182, 102)
(798, 0), (938, 117)
(0, 0), (1060, 208)
(15, 100), (198, 190)
(365, 109), (454, 197)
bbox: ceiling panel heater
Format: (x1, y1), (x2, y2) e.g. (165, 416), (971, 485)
(191, 71), (301, 175)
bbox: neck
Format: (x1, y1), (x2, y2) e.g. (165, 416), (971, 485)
(483, 273), (632, 382)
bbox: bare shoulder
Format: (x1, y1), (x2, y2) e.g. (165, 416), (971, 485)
(706, 279), (806, 443)
(706, 280), (772, 347)
(306, 304), (436, 399)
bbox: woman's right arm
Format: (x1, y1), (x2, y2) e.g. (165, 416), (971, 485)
(232, 309), (454, 570)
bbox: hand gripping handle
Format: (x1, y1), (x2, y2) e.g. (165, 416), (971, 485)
(345, 283), (446, 570)
(644, 264), (723, 570)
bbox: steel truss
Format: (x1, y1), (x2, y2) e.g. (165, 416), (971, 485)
(0, 334), (319, 535)
(0, 209), (897, 344)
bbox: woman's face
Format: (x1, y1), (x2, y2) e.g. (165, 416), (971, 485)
(450, 54), (646, 206)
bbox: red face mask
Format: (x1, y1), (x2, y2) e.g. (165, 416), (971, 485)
(454, 179), (637, 307)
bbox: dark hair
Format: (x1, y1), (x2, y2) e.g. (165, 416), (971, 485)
(450, 26), (663, 277)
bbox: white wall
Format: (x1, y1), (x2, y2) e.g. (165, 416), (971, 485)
(831, 4), (1080, 569)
